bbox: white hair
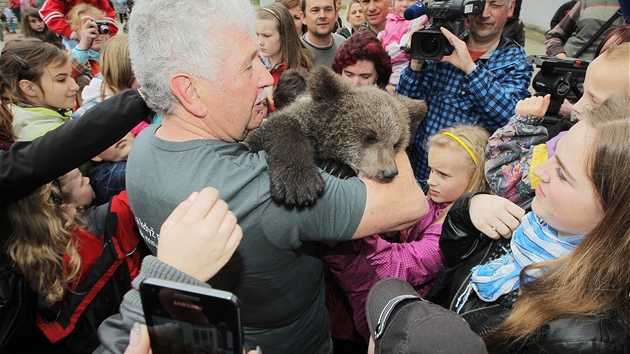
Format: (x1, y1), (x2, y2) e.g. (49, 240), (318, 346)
(128, 0), (256, 115)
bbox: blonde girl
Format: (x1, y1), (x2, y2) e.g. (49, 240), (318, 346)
(324, 124), (491, 340)
(256, 3), (313, 87)
(99, 34), (140, 97)
(2, 166), (140, 351)
(6, 182), (82, 306)
(0, 38), (79, 141)
(79, 34), (138, 105)
(425, 125), (490, 209)
(66, 3), (111, 97)
(8, 168), (94, 305)
(78, 34), (153, 131)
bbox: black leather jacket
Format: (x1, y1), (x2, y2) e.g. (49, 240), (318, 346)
(433, 192), (630, 353)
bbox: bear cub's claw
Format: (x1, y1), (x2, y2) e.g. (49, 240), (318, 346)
(317, 158), (356, 180)
(269, 168), (325, 208)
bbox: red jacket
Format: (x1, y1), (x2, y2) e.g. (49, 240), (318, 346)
(39, 0), (118, 39)
(9, 0), (20, 9)
(36, 191), (141, 346)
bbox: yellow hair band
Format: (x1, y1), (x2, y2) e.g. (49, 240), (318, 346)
(440, 132), (477, 165)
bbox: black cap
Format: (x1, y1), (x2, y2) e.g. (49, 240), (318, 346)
(366, 278), (487, 354)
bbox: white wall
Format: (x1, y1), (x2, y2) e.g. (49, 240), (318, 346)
(520, 0), (575, 31)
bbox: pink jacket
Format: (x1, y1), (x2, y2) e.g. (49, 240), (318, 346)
(378, 11), (428, 64)
(323, 199), (447, 340)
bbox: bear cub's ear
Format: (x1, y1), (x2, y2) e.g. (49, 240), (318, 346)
(394, 95), (428, 126)
(308, 66), (351, 104)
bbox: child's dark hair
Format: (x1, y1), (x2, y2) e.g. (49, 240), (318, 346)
(21, 8), (63, 49)
(274, 68), (310, 111)
(0, 38), (69, 139)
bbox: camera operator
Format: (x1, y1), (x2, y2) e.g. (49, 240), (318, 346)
(397, 0), (533, 184)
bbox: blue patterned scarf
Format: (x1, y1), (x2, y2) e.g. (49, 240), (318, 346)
(469, 212), (583, 302)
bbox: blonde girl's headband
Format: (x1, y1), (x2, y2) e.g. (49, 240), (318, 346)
(440, 132), (477, 165)
(263, 7), (281, 21)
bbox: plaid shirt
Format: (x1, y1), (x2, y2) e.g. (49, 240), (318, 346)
(396, 37), (533, 183)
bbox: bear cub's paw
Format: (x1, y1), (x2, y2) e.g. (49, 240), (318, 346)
(269, 164), (325, 208)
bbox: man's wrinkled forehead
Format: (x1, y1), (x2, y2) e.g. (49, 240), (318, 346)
(486, 0), (510, 7)
(307, 0), (337, 10)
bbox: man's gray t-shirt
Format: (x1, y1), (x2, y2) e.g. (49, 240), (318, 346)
(300, 32), (346, 68)
(126, 125), (366, 353)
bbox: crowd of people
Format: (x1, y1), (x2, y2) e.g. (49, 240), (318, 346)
(0, 0), (629, 353)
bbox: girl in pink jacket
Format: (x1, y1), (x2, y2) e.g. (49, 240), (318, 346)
(324, 125), (491, 340)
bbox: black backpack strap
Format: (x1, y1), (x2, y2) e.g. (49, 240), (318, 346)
(36, 206), (127, 344)
(574, 9), (622, 58)
(0, 262), (32, 348)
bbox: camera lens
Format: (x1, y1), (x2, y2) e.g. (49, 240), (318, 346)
(419, 34), (441, 58)
(100, 25), (110, 35)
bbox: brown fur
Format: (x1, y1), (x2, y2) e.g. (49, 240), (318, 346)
(246, 66), (427, 207)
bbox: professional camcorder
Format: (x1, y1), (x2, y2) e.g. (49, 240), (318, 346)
(527, 54), (590, 116)
(409, 0), (484, 60)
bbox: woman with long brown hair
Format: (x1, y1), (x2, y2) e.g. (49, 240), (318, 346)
(20, 7), (63, 49)
(437, 95), (630, 353)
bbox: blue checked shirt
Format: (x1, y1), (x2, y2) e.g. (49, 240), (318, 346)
(397, 37), (533, 183)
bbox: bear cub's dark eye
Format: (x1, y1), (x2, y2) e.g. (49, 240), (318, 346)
(363, 133), (377, 144)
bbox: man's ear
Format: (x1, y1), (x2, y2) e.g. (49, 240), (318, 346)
(508, 0), (515, 17)
(19, 79), (39, 98)
(169, 74), (207, 118)
(300, 11), (306, 25)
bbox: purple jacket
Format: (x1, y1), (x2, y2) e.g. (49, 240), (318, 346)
(323, 199), (447, 339)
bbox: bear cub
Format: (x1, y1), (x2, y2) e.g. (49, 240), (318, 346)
(246, 66), (426, 208)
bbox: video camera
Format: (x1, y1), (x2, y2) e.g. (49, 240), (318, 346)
(527, 54), (590, 116)
(409, 0), (484, 60)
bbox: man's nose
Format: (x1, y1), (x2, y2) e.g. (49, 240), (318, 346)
(481, 2), (492, 17)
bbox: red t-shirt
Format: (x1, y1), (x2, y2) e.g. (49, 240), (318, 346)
(468, 49), (487, 62)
